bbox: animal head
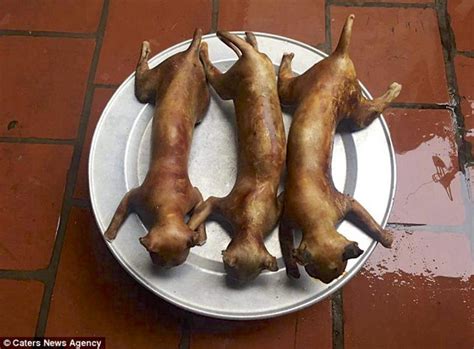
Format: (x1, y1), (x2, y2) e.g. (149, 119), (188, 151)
(222, 237), (278, 282)
(293, 232), (363, 284)
(139, 222), (201, 268)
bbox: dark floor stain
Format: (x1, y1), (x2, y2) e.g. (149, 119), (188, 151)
(7, 120), (18, 131)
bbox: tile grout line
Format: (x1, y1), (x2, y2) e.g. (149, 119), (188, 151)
(0, 29), (96, 39)
(0, 137), (75, 145)
(387, 222), (426, 227)
(387, 222), (466, 234)
(434, 0), (472, 169)
(325, 0), (333, 53)
(211, 0), (220, 33)
(293, 316), (300, 349)
(390, 102), (450, 109)
(71, 197), (91, 208)
(0, 269), (49, 282)
(315, 43), (330, 54)
(457, 50), (474, 58)
(93, 83), (120, 89)
(331, 290), (344, 349)
(177, 314), (192, 349)
(34, 0), (110, 338)
(331, 1), (434, 9)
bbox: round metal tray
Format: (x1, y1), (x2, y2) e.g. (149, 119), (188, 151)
(89, 32), (396, 320)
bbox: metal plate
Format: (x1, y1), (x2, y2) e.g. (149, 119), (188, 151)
(89, 32), (396, 320)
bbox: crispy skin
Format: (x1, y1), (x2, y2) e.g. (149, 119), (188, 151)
(188, 32), (286, 282)
(104, 29), (210, 268)
(278, 15), (401, 283)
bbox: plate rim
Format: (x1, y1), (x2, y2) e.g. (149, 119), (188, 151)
(89, 31), (397, 320)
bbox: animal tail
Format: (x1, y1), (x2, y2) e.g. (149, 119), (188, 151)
(334, 14), (355, 56)
(187, 28), (203, 56)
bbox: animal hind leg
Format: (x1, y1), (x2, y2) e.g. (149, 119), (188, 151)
(278, 53), (298, 105)
(135, 41), (161, 103)
(199, 42), (235, 100)
(217, 31), (253, 55)
(187, 196), (221, 232)
(351, 82), (402, 129)
(344, 197), (393, 248)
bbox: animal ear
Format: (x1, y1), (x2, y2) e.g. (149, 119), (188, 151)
(263, 255), (278, 272)
(188, 231), (200, 247)
(342, 241), (364, 261)
(222, 251), (237, 267)
(139, 236), (151, 250)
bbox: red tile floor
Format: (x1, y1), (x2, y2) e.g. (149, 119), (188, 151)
(0, 0), (472, 348)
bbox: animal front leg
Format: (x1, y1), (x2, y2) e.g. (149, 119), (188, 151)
(345, 198), (393, 248)
(189, 187), (207, 246)
(187, 196), (220, 232)
(351, 82), (402, 129)
(279, 218), (300, 278)
(104, 189), (138, 241)
(199, 42), (234, 100)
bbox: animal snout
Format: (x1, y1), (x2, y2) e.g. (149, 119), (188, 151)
(149, 251), (181, 268)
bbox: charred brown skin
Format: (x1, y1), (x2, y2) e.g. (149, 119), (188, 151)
(278, 15), (401, 283)
(103, 29), (210, 268)
(188, 32), (286, 282)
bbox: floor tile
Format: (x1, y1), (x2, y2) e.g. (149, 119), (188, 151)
(330, 7), (448, 103)
(367, 229), (474, 281)
(190, 313), (297, 349)
(0, 37), (95, 138)
(95, 0), (212, 85)
(74, 88), (115, 199)
(190, 299), (332, 349)
(0, 143), (73, 270)
(218, 0), (325, 47)
(448, 0), (474, 51)
(455, 56), (474, 156)
(294, 299), (332, 349)
(0, 0), (103, 33)
(45, 207), (182, 348)
(384, 109), (465, 225)
(0, 280), (44, 336)
(343, 229), (474, 348)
